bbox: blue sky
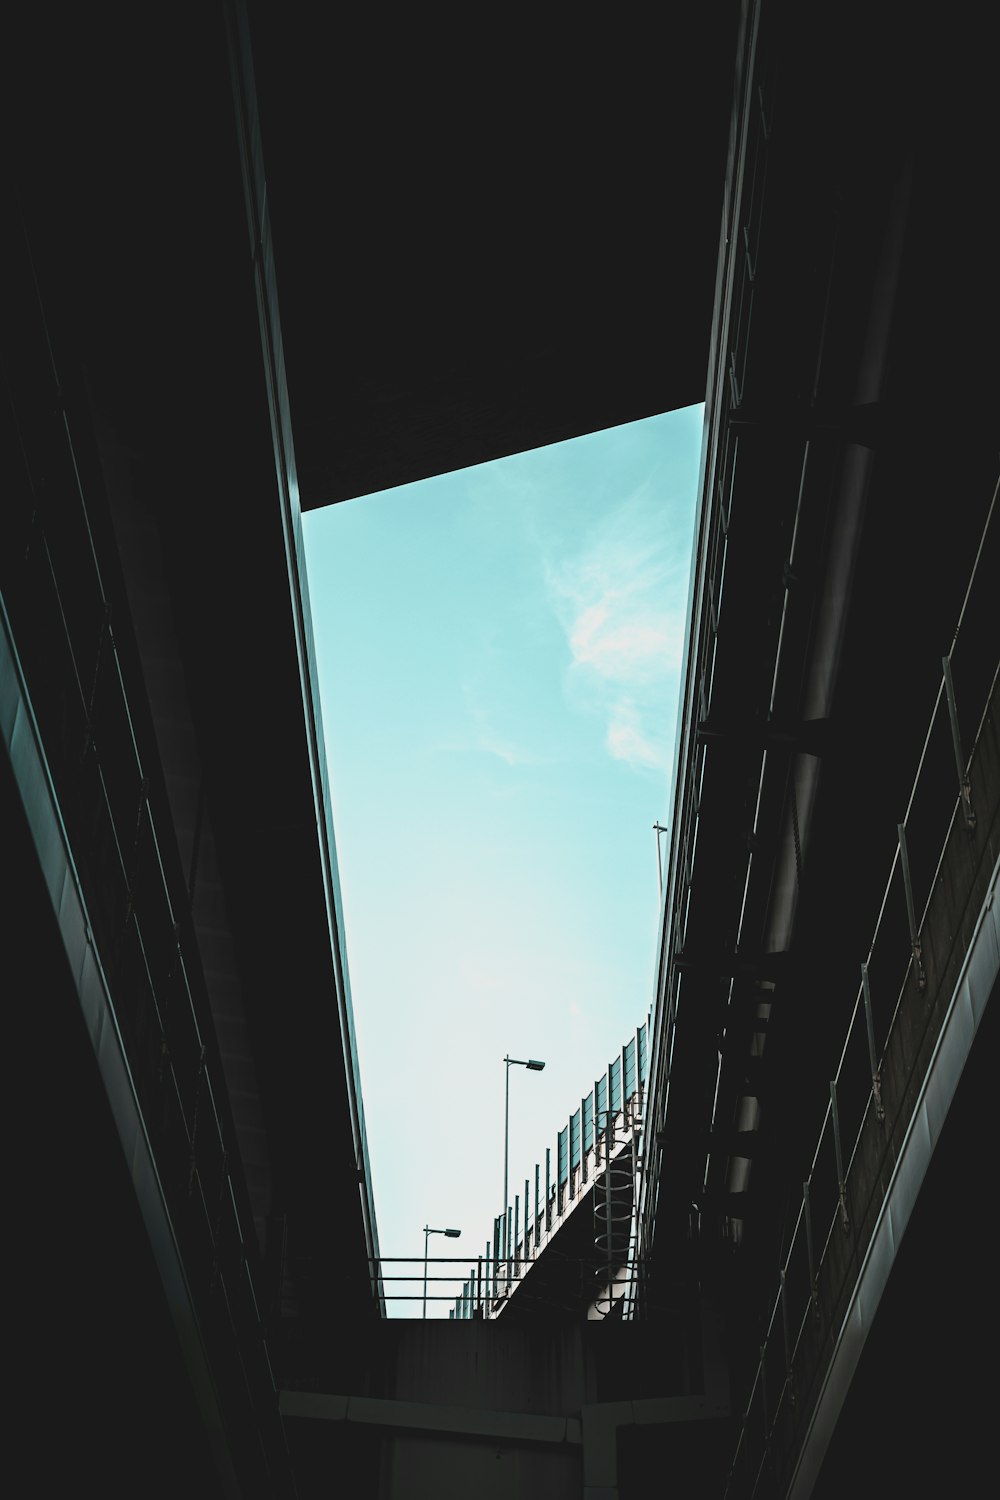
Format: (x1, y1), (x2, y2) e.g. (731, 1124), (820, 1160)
(302, 404), (703, 1314)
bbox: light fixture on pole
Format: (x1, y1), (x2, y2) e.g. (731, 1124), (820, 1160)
(423, 1225), (460, 1319)
(502, 1055), (545, 1279)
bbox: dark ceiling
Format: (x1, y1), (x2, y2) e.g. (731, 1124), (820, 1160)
(8, 1), (740, 510)
(244, 1), (742, 506)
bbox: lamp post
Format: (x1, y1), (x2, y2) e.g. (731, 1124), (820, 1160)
(503, 1055), (545, 1279)
(423, 1225), (460, 1319)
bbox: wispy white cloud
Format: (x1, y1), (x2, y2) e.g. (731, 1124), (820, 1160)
(545, 483), (690, 773)
(569, 606), (682, 685)
(606, 704), (669, 772)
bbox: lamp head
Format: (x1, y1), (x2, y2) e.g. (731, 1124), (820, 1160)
(527, 1059), (545, 1071)
(444, 1228), (461, 1238)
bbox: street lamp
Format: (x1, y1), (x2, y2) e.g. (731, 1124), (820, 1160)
(503, 1055), (545, 1278)
(423, 1225), (460, 1319)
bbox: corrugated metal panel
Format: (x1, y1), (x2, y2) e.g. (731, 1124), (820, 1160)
(570, 1108), (581, 1169)
(583, 1091), (594, 1153)
(557, 1127), (568, 1186)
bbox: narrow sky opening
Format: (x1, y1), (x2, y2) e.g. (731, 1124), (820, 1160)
(302, 405), (703, 1314)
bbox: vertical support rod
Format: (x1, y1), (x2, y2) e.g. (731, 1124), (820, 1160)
(830, 1080), (850, 1233)
(492, 1216), (500, 1295)
(861, 962), (885, 1120)
(524, 1177), (530, 1258)
(535, 1162), (541, 1239)
(897, 822), (926, 989)
(780, 1269), (795, 1406)
(568, 1116), (576, 1200)
(503, 1058), (510, 1275)
(422, 1227), (429, 1320)
(477, 1256), (483, 1316)
(514, 1195), (519, 1280)
(545, 1147), (552, 1233)
(943, 656), (976, 831)
(803, 1179), (818, 1317)
(605, 1110), (614, 1308)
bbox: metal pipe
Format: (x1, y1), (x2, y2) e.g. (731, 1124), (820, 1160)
(503, 1059), (510, 1270)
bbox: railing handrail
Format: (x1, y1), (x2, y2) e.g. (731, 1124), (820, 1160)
(1, 249), (291, 1466)
(725, 479), (997, 1494)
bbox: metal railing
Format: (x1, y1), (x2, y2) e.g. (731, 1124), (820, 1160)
(638, 0), (779, 1276)
(365, 1254), (647, 1320)
(366, 1257), (480, 1317)
(2, 211), (293, 1487)
(491, 1023), (648, 1313)
(723, 482), (997, 1497)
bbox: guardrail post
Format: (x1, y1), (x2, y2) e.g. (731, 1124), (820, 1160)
(943, 656), (976, 832)
(780, 1269), (795, 1407)
(830, 1080), (850, 1233)
(897, 821), (926, 990)
(493, 1216), (500, 1299)
(581, 1096), (589, 1184)
(861, 962), (885, 1121)
(506, 1208), (512, 1288)
(803, 1178), (818, 1320)
(568, 1114), (576, 1200)
(513, 1195), (519, 1279)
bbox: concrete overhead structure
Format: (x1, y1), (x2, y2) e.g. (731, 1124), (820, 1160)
(4, 2), (996, 1497)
